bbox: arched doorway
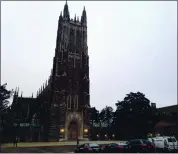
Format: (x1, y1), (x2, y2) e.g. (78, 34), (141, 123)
(68, 121), (78, 140)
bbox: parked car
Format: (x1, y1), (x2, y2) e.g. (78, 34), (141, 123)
(102, 142), (127, 153)
(148, 137), (165, 152)
(74, 143), (102, 153)
(126, 139), (156, 153)
(150, 136), (178, 152)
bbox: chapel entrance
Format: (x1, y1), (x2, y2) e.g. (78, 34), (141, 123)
(68, 121), (78, 140)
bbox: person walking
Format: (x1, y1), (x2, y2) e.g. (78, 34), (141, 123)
(13, 136), (18, 148)
(77, 138), (79, 147)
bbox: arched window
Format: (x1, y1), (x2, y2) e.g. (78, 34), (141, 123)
(69, 95), (72, 109)
(67, 95), (71, 109)
(74, 95), (78, 110)
(76, 95), (78, 110)
(67, 95), (70, 109)
(59, 51), (63, 62)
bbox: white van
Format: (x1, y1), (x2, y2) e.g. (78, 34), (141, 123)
(148, 136), (177, 152)
(163, 136), (178, 152)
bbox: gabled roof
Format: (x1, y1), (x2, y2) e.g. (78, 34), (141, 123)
(158, 105), (178, 113)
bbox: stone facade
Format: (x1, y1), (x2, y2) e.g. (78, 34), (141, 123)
(12, 1), (90, 141)
(37, 1), (90, 141)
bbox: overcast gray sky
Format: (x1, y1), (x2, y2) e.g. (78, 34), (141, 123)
(1, 1), (177, 110)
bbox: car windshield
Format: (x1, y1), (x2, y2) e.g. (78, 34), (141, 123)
(167, 138), (177, 142)
(79, 144), (85, 148)
(155, 139), (164, 142)
(89, 143), (99, 147)
(117, 143), (126, 146)
(130, 139), (141, 144)
(142, 139), (151, 144)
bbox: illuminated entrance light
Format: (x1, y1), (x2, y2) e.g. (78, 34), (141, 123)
(84, 128), (88, 133)
(60, 128), (65, 133)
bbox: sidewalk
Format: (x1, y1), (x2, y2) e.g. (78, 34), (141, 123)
(2, 140), (125, 148)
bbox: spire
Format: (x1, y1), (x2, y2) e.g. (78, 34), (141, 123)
(81, 6), (87, 26)
(21, 91), (23, 97)
(51, 69), (53, 76)
(17, 87), (19, 96)
(46, 80), (48, 86)
(63, 0), (70, 20)
(48, 76), (50, 84)
(59, 11), (63, 22)
(32, 93), (33, 98)
(13, 87), (17, 100)
(14, 87), (17, 95)
(74, 14), (76, 22)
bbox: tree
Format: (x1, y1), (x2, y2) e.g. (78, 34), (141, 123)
(90, 107), (99, 127)
(0, 83), (13, 113)
(89, 107), (100, 140)
(101, 106), (114, 127)
(114, 92), (156, 139)
(97, 106), (114, 139)
(0, 83), (13, 143)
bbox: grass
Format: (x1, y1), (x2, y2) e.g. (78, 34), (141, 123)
(2, 142), (69, 148)
(2, 140), (124, 148)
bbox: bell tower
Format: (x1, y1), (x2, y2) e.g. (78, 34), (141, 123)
(48, 2), (90, 141)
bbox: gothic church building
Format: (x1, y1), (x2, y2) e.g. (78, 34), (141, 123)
(12, 2), (90, 141)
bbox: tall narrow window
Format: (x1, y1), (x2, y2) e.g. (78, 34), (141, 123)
(68, 57), (74, 68)
(74, 95), (78, 110)
(59, 51), (63, 62)
(67, 95), (71, 109)
(75, 59), (81, 68)
(69, 95), (72, 109)
(85, 56), (88, 65)
(56, 61), (60, 76)
(76, 95), (78, 110)
(73, 96), (75, 109)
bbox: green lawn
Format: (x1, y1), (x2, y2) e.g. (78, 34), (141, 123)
(2, 140), (124, 148)
(2, 142), (68, 147)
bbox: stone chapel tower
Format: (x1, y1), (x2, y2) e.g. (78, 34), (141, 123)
(48, 1), (90, 140)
